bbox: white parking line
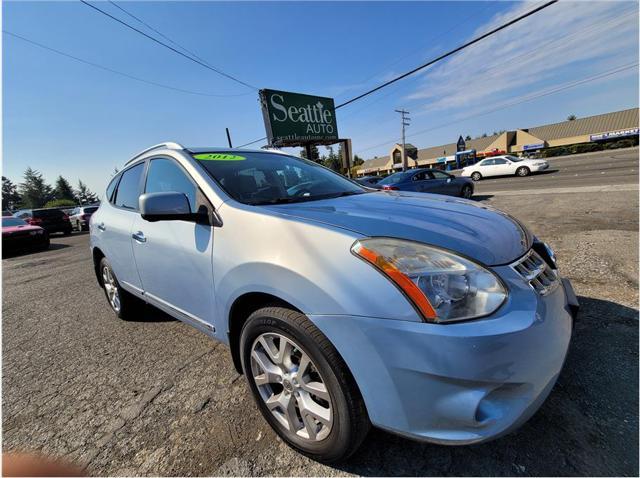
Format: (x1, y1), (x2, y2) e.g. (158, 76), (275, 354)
(481, 183), (639, 196)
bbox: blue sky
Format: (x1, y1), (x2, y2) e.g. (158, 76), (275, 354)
(3, 1), (638, 193)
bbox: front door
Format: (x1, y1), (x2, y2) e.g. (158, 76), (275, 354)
(131, 157), (216, 330)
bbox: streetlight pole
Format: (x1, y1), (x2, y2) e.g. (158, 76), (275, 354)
(395, 109), (410, 171)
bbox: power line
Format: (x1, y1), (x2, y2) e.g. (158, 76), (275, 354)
(3, 30), (250, 98)
(106, 1), (209, 64)
(356, 62), (639, 154)
(335, 0), (558, 109)
(237, 1), (558, 149)
(79, 0), (257, 91)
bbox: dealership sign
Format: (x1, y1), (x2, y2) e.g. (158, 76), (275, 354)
(523, 142), (546, 151)
(590, 128), (639, 141)
(260, 89), (339, 146)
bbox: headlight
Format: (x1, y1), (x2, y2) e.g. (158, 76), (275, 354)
(352, 238), (507, 323)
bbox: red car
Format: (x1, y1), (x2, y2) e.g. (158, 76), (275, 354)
(2, 216), (49, 253)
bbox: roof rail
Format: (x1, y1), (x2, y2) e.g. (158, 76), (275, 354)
(125, 142), (185, 165)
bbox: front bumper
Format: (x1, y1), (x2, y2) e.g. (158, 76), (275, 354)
(531, 163), (549, 171)
(309, 270), (575, 445)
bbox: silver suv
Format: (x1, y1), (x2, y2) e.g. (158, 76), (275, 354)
(91, 142), (578, 461)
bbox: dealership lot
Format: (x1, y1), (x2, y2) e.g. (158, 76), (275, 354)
(2, 150), (638, 476)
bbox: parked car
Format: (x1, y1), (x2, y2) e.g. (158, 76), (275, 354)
(91, 143), (578, 462)
(378, 168), (474, 198)
(2, 215), (49, 252)
(13, 208), (72, 235)
(460, 155), (549, 181)
(68, 205), (99, 231)
(355, 176), (384, 189)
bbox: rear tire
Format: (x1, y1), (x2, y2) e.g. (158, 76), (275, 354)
(471, 172), (482, 181)
(98, 257), (141, 321)
(516, 166), (530, 177)
(240, 306), (370, 463)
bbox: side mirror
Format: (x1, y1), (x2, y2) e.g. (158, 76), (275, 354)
(446, 177), (452, 183)
(140, 192), (205, 223)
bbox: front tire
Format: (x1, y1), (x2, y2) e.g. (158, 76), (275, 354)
(516, 166), (530, 177)
(461, 184), (473, 199)
(98, 257), (141, 320)
(240, 307), (369, 462)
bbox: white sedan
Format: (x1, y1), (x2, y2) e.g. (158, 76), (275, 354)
(461, 155), (549, 181)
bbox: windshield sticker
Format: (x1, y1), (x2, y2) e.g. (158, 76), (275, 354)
(194, 153), (246, 161)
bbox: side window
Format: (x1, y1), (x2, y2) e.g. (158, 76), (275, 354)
(412, 172), (427, 181)
(430, 171), (450, 180)
(480, 159), (494, 166)
(493, 158), (507, 165)
(105, 175), (119, 203)
(114, 163), (144, 210)
(145, 158), (197, 211)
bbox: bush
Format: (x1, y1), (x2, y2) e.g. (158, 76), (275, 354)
(44, 198), (77, 208)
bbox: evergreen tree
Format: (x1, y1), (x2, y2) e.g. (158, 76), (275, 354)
(352, 154), (365, 166)
(76, 180), (98, 205)
(464, 135), (472, 141)
(53, 175), (75, 201)
(323, 146), (341, 172)
(2, 176), (22, 210)
(19, 167), (52, 208)
(567, 114), (577, 121)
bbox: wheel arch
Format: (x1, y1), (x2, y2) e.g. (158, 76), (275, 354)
(227, 292), (302, 374)
(92, 246), (106, 286)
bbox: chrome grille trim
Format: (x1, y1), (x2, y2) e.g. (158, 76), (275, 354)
(510, 249), (559, 295)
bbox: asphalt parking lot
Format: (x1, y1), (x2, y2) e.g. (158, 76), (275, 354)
(2, 149), (638, 476)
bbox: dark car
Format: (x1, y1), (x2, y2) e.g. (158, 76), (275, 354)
(13, 208), (72, 235)
(355, 176), (384, 189)
(2, 216), (49, 253)
(68, 205), (99, 231)
(378, 168), (474, 199)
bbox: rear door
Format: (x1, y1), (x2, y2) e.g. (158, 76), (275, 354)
(478, 158), (497, 177)
(410, 171), (430, 192)
(131, 156), (216, 330)
(98, 162), (145, 294)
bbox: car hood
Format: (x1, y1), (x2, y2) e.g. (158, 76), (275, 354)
(263, 191), (532, 266)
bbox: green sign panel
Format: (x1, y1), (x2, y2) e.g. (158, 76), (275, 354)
(260, 89), (339, 146)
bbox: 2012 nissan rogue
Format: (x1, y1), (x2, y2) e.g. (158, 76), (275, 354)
(90, 142), (578, 462)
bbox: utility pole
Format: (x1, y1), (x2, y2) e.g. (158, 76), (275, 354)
(395, 109), (410, 171)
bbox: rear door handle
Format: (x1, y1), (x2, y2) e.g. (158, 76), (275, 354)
(97, 223), (106, 231)
(132, 231), (146, 243)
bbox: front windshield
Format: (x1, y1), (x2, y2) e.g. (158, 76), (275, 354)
(505, 155), (523, 162)
(193, 151), (367, 205)
(2, 217), (27, 227)
(378, 171), (413, 185)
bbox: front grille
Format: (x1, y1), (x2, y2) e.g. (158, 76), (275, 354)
(510, 249), (559, 295)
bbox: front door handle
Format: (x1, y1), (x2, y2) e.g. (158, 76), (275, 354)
(97, 223), (106, 231)
(132, 231), (146, 243)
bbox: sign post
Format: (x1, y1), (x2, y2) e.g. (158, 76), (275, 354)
(457, 135), (466, 152)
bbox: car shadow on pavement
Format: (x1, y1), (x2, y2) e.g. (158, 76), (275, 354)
(128, 302), (177, 323)
(334, 296), (638, 477)
(471, 194), (494, 202)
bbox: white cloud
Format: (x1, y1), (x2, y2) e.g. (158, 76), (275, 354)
(405, 1), (639, 112)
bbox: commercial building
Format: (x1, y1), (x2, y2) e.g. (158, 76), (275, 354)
(356, 108), (639, 176)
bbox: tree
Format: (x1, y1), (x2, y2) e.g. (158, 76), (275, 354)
(323, 146), (341, 172)
(76, 180), (98, 205)
(19, 167), (52, 208)
(299, 144), (320, 162)
(352, 154), (365, 166)
(2, 176), (22, 211)
(53, 175), (75, 202)
(464, 135), (472, 141)
(567, 114), (577, 121)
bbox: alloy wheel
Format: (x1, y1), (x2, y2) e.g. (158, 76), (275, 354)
(250, 333), (332, 441)
(102, 266), (121, 313)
